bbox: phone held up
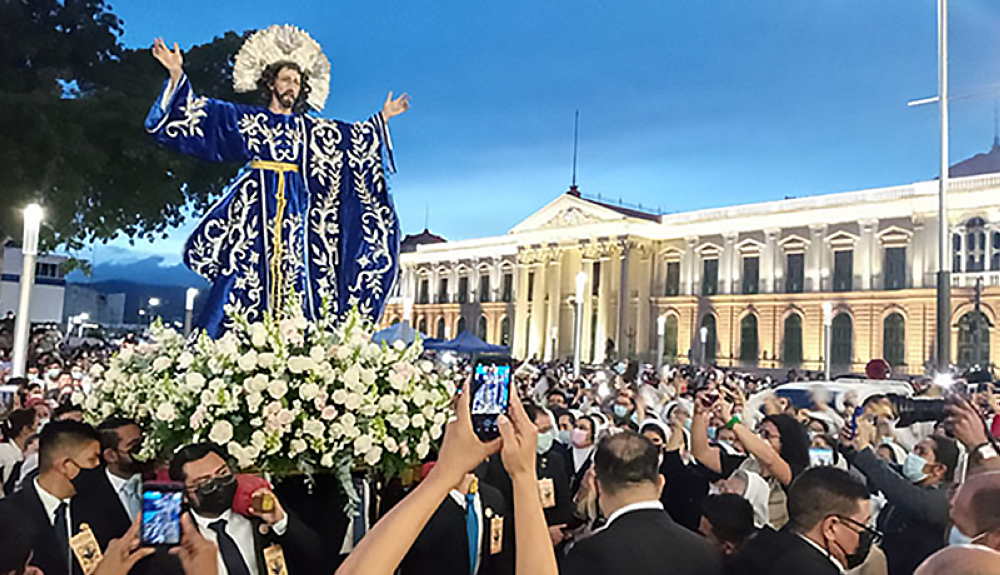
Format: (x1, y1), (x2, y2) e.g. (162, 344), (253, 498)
(141, 482), (184, 547)
(468, 355), (513, 441)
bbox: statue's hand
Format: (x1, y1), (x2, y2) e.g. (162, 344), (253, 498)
(152, 38), (184, 83)
(381, 91), (411, 121)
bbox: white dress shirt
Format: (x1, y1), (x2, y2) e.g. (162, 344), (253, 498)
(449, 489), (484, 575)
(600, 499), (665, 531)
(192, 509), (289, 575)
(35, 478), (73, 543)
(106, 469), (139, 517)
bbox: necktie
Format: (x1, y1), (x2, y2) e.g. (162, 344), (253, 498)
(121, 476), (141, 518)
(208, 519), (252, 575)
(467, 485), (479, 575)
(54, 501), (70, 557)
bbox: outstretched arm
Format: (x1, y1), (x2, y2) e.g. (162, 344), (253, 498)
(381, 91), (410, 122)
(152, 38), (184, 87)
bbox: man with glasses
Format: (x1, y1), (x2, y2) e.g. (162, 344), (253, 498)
(737, 467), (877, 575)
(169, 443), (321, 575)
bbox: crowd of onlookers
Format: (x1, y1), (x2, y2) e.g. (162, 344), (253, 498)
(3, 341), (1000, 575)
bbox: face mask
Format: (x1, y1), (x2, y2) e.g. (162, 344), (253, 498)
(682, 419), (693, 433)
(193, 474), (238, 517)
(948, 525), (975, 546)
(843, 526), (875, 570)
(71, 371), (83, 381)
(68, 461), (100, 493)
(37, 418), (50, 431)
(537, 430), (555, 454)
(571, 429), (589, 448)
(557, 429), (572, 445)
(47, 369), (60, 381)
(612, 405), (629, 420)
(707, 426), (718, 441)
(902, 452), (929, 484)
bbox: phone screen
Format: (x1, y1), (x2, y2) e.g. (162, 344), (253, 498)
(141, 484), (183, 546)
(470, 358), (512, 440)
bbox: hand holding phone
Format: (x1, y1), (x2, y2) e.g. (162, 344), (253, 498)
(141, 482), (184, 547)
(470, 356), (512, 441)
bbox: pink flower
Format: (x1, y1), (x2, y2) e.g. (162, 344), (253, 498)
(321, 406), (338, 420)
(277, 409), (294, 426)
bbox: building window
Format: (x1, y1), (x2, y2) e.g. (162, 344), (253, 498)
(436, 317), (446, 339)
(477, 316), (488, 341)
(501, 272), (513, 302)
(953, 233), (963, 273)
(527, 271), (535, 302)
(993, 232), (1000, 271)
(833, 250), (853, 292)
(458, 276), (469, 304)
(417, 318), (427, 334)
(478, 273), (490, 302)
(740, 314), (758, 365)
(592, 261), (602, 296)
(883, 313), (905, 367)
(500, 317), (511, 346)
(957, 311), (991, 367)
(663, 315), (678, 361)
(418, 278), (430, 304)
(35, 262), (60, 278)
(702, 259), (719, 296)
(786, 253), (804, 294)
(884, 247), (906, 290)
(783, 314), (803, 366)
(456, 317), (466, 334)
(831, 313), (853, 368)
(437, 278), (449, 303)
(742, 256), (759, 295)
(966, 217), (987, 272)
(700, 314), (717, 363)
(665, 261), (680, 296)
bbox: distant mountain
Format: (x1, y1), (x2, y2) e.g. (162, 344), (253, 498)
(67, 256), (204, 287)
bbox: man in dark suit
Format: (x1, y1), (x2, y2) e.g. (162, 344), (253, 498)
(170, 443), (323, 575)
(400, 472), (513, 575)
(0, 420), (102, 575)
(737, 466), (878, 575)
(73, 417), (144, 550)
(560, 431), (723, 575)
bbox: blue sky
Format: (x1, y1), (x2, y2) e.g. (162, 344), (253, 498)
(92, 0), (1000, 272)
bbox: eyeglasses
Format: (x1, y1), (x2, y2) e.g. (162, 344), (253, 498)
(186, 465), (232, 492)
(834, 515), (884, 545)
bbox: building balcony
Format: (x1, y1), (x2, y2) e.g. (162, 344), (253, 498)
(952, 271), (1000, 288)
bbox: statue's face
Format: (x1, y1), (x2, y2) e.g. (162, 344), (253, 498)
(270, 66), (302, 112)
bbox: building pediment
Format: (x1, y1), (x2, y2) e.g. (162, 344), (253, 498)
(511, 193), (659, 234)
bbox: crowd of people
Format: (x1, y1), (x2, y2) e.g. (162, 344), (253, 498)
(3, 339), (1000, 575)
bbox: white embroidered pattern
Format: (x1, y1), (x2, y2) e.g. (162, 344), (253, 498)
(238, 113), (304, 162)
(307, 118), (344, 315)
(164, 89), (208, 139)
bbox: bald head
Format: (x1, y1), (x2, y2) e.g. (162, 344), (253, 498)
(915, 545), (1000, 575)
(951, 472), (1000, 550)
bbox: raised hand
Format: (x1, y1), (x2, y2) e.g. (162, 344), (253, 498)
(381, 91), (411, 121)
(433, 382), (501, 485)
(152, 38), (184, 82)
(497, 390), (538, 481)
(94, 517), (155, 575)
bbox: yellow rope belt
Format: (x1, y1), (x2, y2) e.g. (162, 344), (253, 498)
(251, 160), (299, 314)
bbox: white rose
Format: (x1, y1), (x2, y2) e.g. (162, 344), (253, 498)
(154, 403), (176, 422)
(302, 419), (325, 438)
(434, 412), (447, 425)
(245, 374), (268, 393)
(389, 371), (408, 391)
(336, 346), (352, 361)
(267, 379), (288, 399)
(341, 412), (356, 428)
(361, 403), (377, 417)
(321, 406), (338, 420)
(393, 340), (406, 351)
(309, 346), (326, 363)
(247, 392), (264, 413)
(384, 436), (399, 452)
(429, 423), (443, 440)
(411, 414), (427, 429)
(364, 446), (383, 466)
(288, 356), (315, 374)
(279, 319), (304, 345)
(354, 434), (374, 455)
(257, 352), (277, 369)
(320, 452), (335, 467)
(237, 350), (258, 372)
(416, 440), (430, 459)
(201, 390), (215, 405)
(343, 365), (362, 391)
(152, 356), (172, 372)
(378, 394), (396, 412)
(360, 368), (376, 385)
(84, 395), (100, 410)
(413, 388), (428, 407)
(418, 360), (433, 374)
(184, 372), (206, 392)
(332, 389), (348, 404)
(422, 406), (436, 420)
(388, 414), (409, 431)
(289, 438), (307, 456)
(345, 393), (363, 410)
(177, 352), (195, 370)
(299, 382), (320, 401)
(249, 323), (268, 348)
(209, 420), (234, 445)
(251, 430), (267, 448)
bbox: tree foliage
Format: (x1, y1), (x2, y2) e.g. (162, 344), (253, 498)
(0, 0), (256, 252)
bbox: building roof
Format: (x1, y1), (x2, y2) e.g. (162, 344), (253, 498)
(565, 185), (661, 222)
(950, 139), (1000, 178)
(400, 228), (447, 253)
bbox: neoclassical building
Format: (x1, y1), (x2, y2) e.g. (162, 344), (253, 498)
(381, 147), (1000, 375)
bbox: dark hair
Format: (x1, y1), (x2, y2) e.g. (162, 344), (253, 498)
(593, 431), (660, 495)
(763, 414), (811, 479)
(53, 403), (83, 420)
(523, 402), (543, 424)
(169, 443), (229, 482)
(787, 467), (869, 534)
(929, 435), (960, 482)
(702, 494), (757, 546)
(38, 420), (100, 472)
(578, 415), (598, 442)
(546, 390), (565, 401)
(639, 421), (667, 443)
(257, 61), (312, 114)
(97, 417), (138, 453)
(2, 409), (36, 441)
(555, 409), (575, 427)
(0, 520), (32, 575)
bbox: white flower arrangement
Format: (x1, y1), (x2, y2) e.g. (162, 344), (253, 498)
(80, 306), (455, 480)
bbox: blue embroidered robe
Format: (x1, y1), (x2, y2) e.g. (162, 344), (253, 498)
(145, 75), (400, 337)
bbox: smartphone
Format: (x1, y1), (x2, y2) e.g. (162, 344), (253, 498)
(141, 482), (184, 547)
(470, 356), (512, 440)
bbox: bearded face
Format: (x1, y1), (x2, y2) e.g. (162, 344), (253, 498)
(269, 66), (302, 113)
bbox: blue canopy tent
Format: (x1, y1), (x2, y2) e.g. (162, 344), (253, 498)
(372, 321), (423, 346)
(434, 330), (509, 355)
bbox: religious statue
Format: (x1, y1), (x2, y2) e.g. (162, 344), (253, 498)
(146, 25), (410, 337)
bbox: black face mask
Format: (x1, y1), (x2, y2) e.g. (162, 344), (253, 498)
(69, 462), (101, 492)
(843, 528), (874, 570)
(192, 474), (238, 517)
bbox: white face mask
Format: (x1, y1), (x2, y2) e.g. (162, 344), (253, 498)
(902, 452), (929, 484)
(948, 525), (974, 546)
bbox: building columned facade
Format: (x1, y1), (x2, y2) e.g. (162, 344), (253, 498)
(381, 170), (1000, 375)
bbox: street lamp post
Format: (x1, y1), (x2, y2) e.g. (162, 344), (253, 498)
(147, 297), (161, 328)
(11, 204), (43, 377)
(656, 314), (666, 373)
(823, 302), (833, 380)
(935, 0), (952, 374)
(699, 326), (709, 366)
(573, 271), (586, 378)
(184, 288), (199, 337)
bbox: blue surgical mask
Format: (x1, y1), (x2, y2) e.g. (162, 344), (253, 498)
(682, 418), (693, 432)
(902, 452), (929, 484)
(537, 430), (555, 455)
(613, 405), (629, 419)
(948, 525), (974, 546)
(706, 426), (718, 441)
(557, 429), (572, 445)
